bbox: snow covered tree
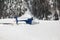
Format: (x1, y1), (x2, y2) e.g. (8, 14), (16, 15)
(1, 0), (27, 19)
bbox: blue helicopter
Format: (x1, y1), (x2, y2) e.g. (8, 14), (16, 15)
(14, 16), (33, 25)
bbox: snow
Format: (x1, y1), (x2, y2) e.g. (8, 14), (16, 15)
(0, 20), (60, 40)
(0, 18), (15, 24)
(18, 9), (33, 20)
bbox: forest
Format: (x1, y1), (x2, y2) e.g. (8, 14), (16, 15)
(0, 0), (60, 20)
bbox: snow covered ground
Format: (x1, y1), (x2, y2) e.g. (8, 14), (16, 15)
(0, 20), (60, 40)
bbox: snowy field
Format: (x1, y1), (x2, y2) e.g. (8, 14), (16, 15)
(0, 19), (60, 40)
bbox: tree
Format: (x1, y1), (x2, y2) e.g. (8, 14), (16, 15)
(0, 0), (4, 19)
(31, 0), (52, 20)
(57, 0), (60, 16)
(1, 0), (27, 18)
